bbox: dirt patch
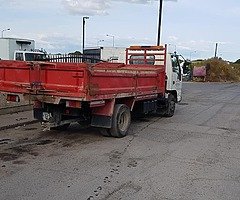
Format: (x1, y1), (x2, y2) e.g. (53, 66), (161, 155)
(0, 153), (19, 161)
(11, 145), (32, 154)
(28, 151), (39, 157)
(0, 139), (12, 143)
(36, 140), (54, 146)
(13, 160), (27, 165)
(0, 139), (12, 145)
(24, 127), (38, 131)
(62, 142), (73, 148)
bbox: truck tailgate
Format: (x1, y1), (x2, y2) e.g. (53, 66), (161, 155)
(0, 61), (88, 98)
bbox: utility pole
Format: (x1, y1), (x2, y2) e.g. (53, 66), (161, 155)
(157, 0), (163, 46)
(214, 43), (218, 58)
(82, 16), (89, 54)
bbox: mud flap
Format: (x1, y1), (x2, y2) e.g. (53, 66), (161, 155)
(91, 115), (112, 128)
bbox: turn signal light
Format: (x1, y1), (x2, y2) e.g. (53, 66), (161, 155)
(66, 100), (81, 108)
(7, 94), (20, 102)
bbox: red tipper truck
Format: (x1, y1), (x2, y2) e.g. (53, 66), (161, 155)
(0, 45), (184, 137)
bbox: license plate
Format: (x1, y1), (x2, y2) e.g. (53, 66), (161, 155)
(42, 112), (52, 121)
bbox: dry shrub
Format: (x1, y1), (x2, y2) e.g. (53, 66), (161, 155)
(192, 58), (240, 82)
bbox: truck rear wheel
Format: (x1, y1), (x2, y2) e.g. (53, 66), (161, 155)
(99, 129), (111, 137)
(110, 104), (131, 138)
(164, 94), (176, 117)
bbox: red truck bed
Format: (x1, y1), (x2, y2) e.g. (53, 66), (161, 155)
(0, 46), (171, 138)
(0, 60), (166, 103)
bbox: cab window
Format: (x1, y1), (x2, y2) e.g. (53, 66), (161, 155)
(16, 53), (24, 61)
(172, 56), (179, 73)
(129, 55), (155, 65)
(171, 55), (182, 80)
(25, 53), (45, 61)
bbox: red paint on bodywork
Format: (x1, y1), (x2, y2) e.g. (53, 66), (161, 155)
(0, 46), (167, 108)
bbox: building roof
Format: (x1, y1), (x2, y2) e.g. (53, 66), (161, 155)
(0, 37), (34, 42)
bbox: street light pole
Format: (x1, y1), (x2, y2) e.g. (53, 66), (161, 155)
(157, 0), (163, 46)
(82, 16), (89, 54)
(1, 28), (10, 38)
(214, 43), (218, 58)
(106, 34), (115, 47)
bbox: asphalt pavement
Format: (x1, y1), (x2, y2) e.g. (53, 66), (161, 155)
(0, 110), (36, 131)
(0, 82), (240, 200)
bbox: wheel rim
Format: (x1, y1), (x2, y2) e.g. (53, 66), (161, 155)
(118, 110), (130, 132)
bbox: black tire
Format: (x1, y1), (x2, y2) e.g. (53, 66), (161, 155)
(99, 129), (111, 137)
(110, 104), (131, 138)
(50, 123), (70, 131)
(164, 94), (176, 117)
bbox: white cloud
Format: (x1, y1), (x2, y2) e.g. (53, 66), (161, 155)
(35, 33), (81, 53)
(62, 0), (177, 16)
(62, 0), (110, 16)
(0, 0), (176, 15)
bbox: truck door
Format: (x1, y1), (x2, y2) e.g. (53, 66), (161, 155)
(171, 54), (182, 102)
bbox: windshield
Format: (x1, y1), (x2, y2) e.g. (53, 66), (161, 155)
(25, 53), (46, 61)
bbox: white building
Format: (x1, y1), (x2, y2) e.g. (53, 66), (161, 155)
(84, 47), (126, 63)
(0, 38), (35, 60)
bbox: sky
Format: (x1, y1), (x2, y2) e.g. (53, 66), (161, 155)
(0, 0), (240, 61)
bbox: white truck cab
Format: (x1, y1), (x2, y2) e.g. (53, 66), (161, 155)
(14, 51), (47, 61)
(165, 53), (183, 103)
(126, 46), (186, 104)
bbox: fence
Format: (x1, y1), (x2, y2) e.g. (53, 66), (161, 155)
(48, 54), (103, 64)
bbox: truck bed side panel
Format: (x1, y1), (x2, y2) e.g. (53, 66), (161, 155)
(0, 61), (166, 102)
(37, 63), (87, 98)
(87, 63), (165, 100)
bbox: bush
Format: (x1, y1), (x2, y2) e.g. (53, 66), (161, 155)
(192, 58), (240, 82)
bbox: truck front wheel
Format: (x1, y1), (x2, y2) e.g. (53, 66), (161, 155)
(164, 94), (176, 117)
(110, 104), (131, 138)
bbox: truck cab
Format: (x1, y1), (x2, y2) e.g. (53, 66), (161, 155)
(14, 51), (47, 61)
(126, 46), (184, 104)
(166, 53), (183, 103)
